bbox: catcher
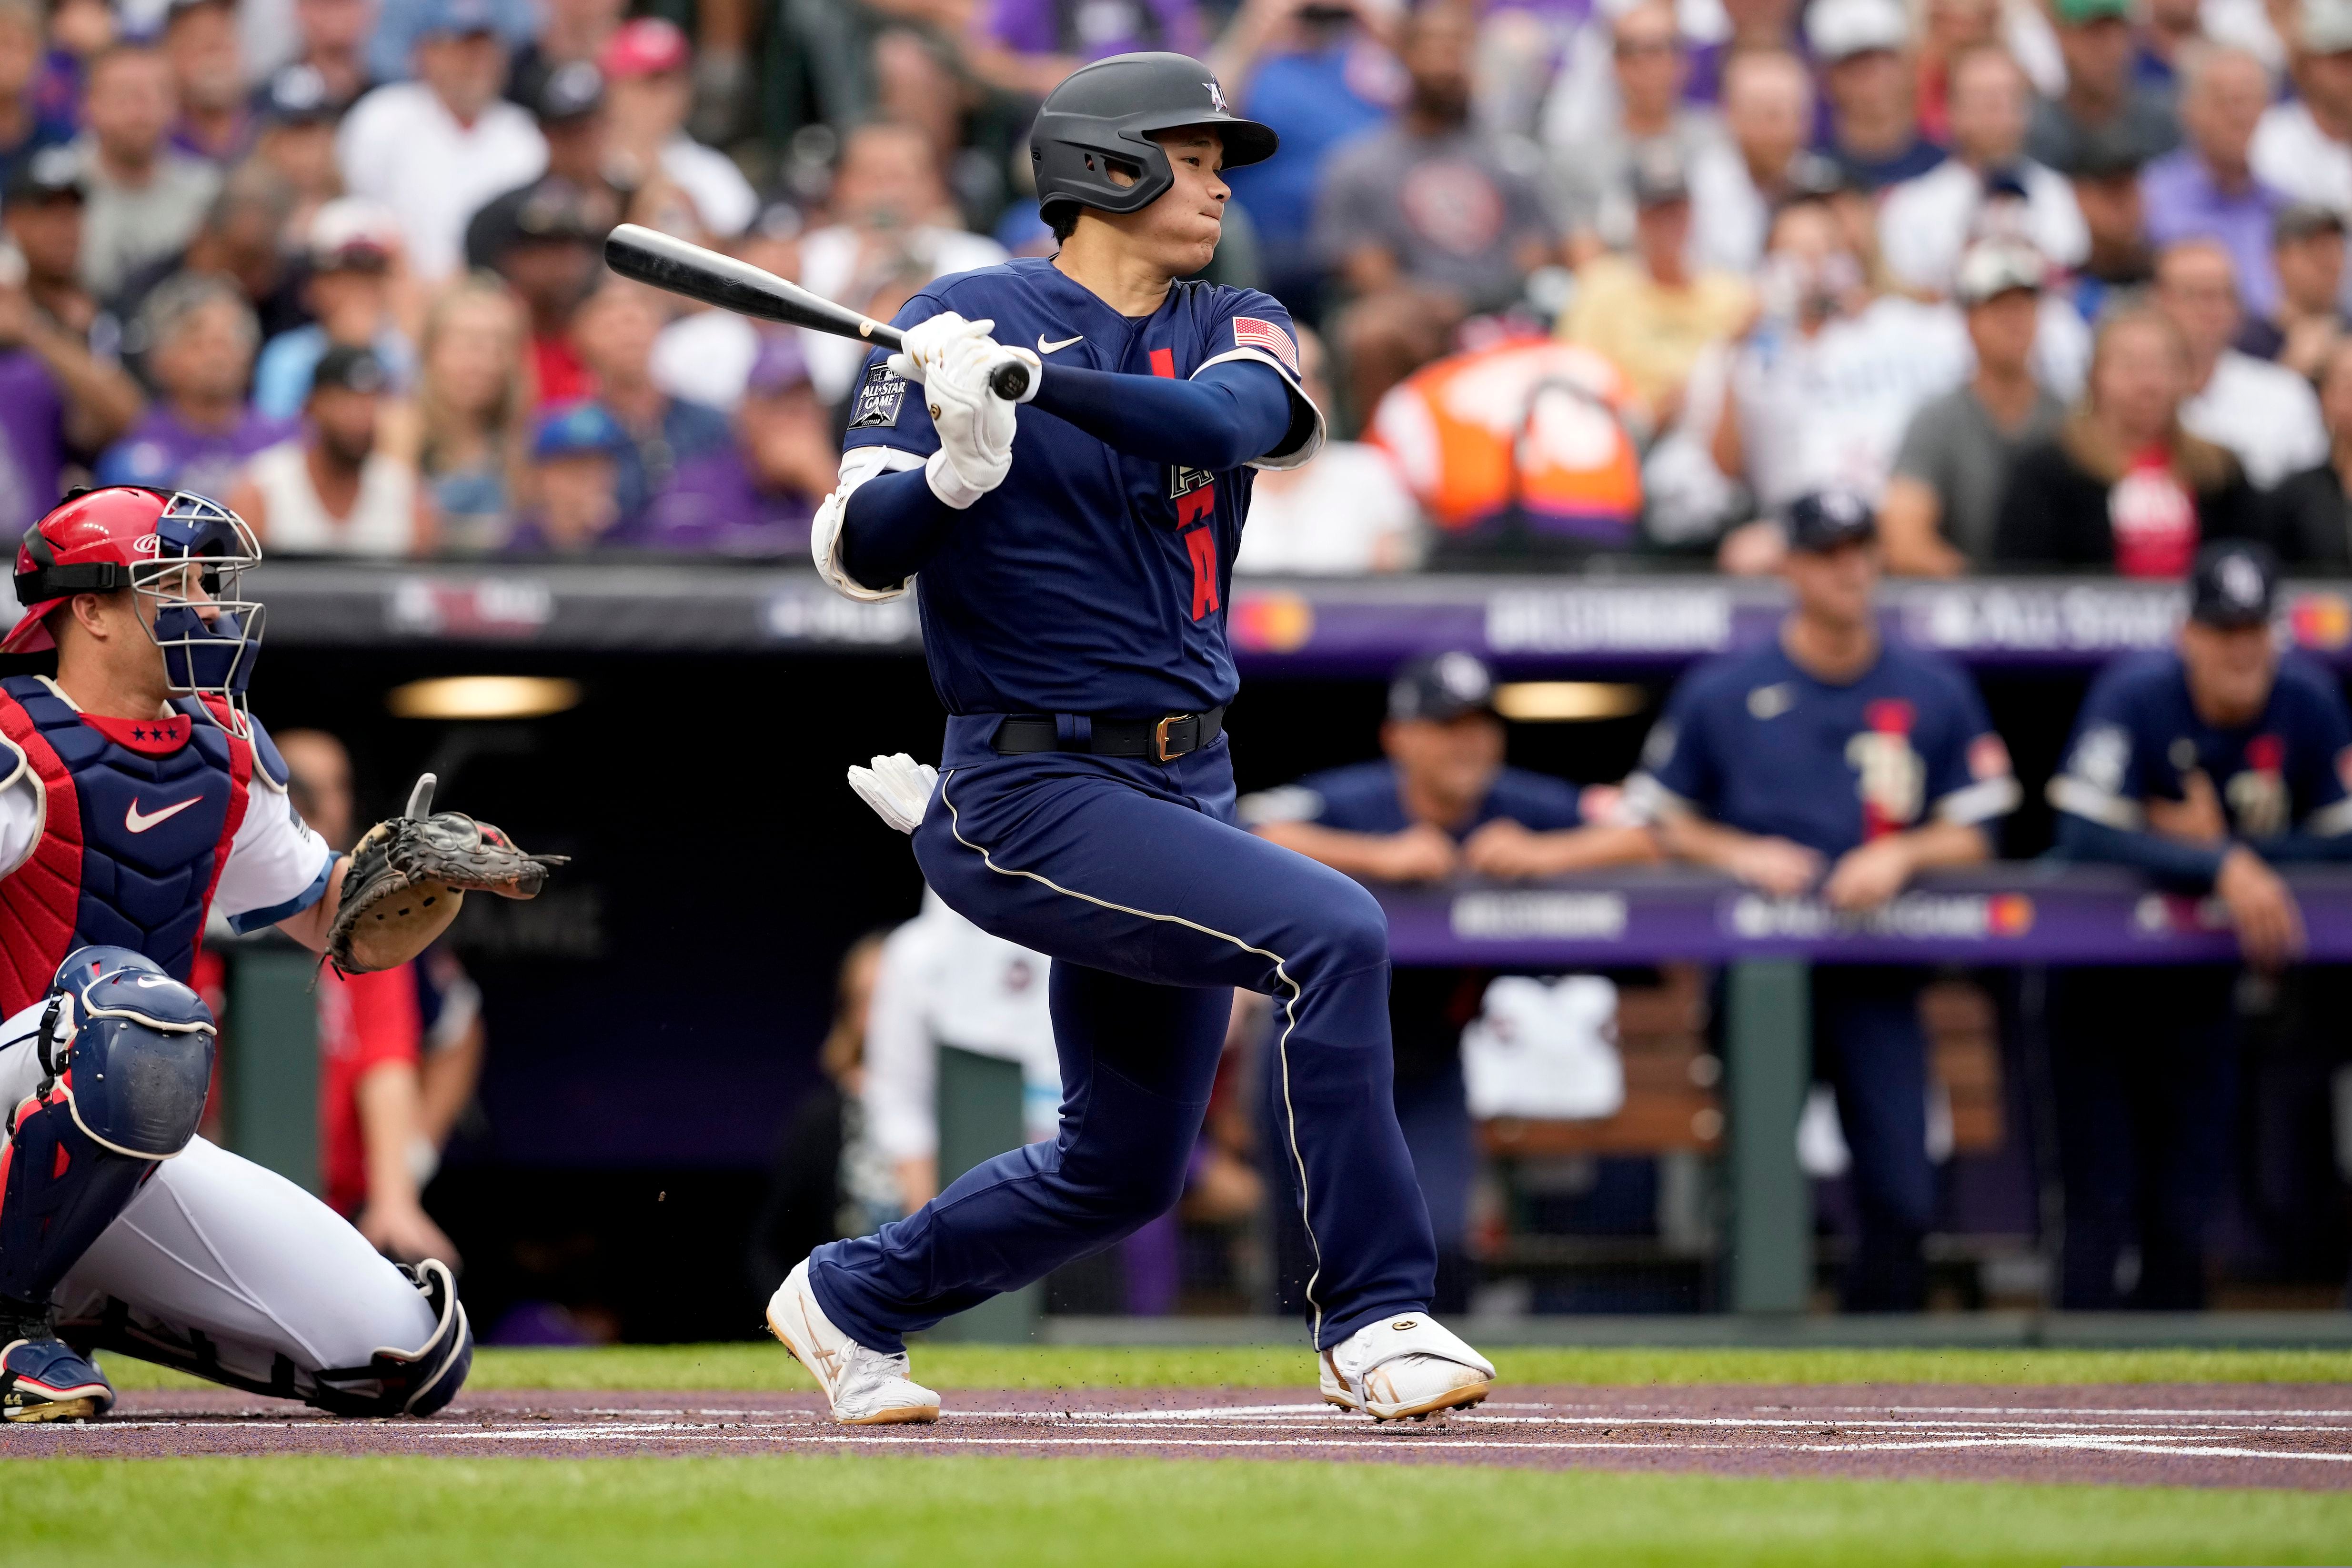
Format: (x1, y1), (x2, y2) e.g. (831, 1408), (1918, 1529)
(0, 485), (561, 1422)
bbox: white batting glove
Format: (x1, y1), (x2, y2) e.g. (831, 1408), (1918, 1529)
(923, 334), (1017, 508)
(848, 753), (938, 834)
(887, 312), (993, 385)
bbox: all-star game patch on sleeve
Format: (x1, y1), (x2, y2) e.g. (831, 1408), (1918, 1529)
(842, 292), (946, 459)
(848, 360), (911, 430)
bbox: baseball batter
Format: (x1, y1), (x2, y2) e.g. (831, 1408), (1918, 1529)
(0, 485), (556, 1421)
(769, 51), (1494, 1426)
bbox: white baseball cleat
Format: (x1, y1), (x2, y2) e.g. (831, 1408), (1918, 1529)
(1318, 1311), (1495, 1422)
(765, 1259), (941, 1426)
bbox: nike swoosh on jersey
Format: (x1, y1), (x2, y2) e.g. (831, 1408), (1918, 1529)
(124, 795), (204, 834)
(1037, 334), (1085, 354)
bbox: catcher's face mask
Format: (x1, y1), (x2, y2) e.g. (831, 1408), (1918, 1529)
(138, 493), (266, 730)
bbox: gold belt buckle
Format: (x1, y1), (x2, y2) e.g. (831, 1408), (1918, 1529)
(1154, 714), (1187, 763)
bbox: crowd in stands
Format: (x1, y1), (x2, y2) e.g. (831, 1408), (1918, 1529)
(8, 0), (2352, 570)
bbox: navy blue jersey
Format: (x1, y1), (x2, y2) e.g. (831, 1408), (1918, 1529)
(1241, 760), (1584, 838)
(1629, 640), (2019, 856)
(843, 257), (1316, 718)
(2050, 650), (2352, 841)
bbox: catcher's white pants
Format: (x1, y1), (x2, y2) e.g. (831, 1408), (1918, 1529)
(0, 1000), (441, 1387)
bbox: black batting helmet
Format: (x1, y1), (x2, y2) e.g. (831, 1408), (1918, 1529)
(1030, 52), (1278, 227)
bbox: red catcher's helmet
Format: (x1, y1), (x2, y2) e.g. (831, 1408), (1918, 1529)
(3, 486), (174, 653)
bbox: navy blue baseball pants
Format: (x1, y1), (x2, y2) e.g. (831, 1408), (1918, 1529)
(1811, 967), (1936, 1313)
(807, 719), (1437, 1352)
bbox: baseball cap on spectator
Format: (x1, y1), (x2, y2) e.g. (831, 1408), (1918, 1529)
(1771, 153), (1854, 216)
(309, 199), (399, 275)
(749, 199), (804, 241)
(415, 0), (499, 39)
(1784, 490), (1878, 552)
(1627, 142), (1689, 209)
(2304, 0), (2352, 53)
(311, 344), (390, 397)
(529, 59), (604, 123)
(743, 334), (812, 397)
(1954, 240), (2044, 305)
(2276, 201), (2347, 245)
(259, 63), (338, 125)
(2189, 542), (2279, 628)
(1388, 651), (1497, 724)
(2051, 0), (2132, 21)
(5, 144), (83, 204)
(599, 17), (689, 79)
(532, 401), (632, 461)
(1806, 0), (1909, 60)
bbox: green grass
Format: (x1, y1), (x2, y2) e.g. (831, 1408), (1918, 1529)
(16, 1456), (2352, 1567)
(96, 1341), (2352, 1394)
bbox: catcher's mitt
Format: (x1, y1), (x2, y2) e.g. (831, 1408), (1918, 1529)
(325, 774), (569, 974)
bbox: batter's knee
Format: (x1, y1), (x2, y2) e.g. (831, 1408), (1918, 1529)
(1307, 879), (1391, 980)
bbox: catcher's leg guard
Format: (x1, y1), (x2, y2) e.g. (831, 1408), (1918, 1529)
(0, 1089), (158, 1308)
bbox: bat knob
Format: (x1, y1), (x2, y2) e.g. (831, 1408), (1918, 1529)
(989, 362), (1032, 402)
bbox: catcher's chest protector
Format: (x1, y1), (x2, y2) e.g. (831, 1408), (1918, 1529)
(0, 675), (251, 1015)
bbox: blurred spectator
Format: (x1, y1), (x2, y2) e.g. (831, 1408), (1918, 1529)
(2025, 0), (2181, 174)
(651, 202), (802, 412)
(1812, 0), (1947, 192)
(2237, 202), (2350, 375)
(2138, 0), (2205, 88)
(2046, 543), (2350, 1307)
(40, 0), (112, 125)
(640, 334), (834, 555)
(2156, 237), (2329, 486)
(1882, 241), (2064, 575)
(2141, 44), (2286, 318)
(1628, 491), (2019, 1311)
(254, 199), (416, 421)
(1212, 0), (1400, 301)
(75, 42), (222, 300)
(1233, 324), (1421, 573)
(162, 0), (250, 163)
(796, 122), (1006, 407)
(1546, 0), (1719, 259)
(2064, 141), (2156, 322)
(465, 59), (609, 276)
(1992, 306), (2261, 572)
(972, 0), (1204, 100)
(111, 163), (304, 371)
(597, 19), (755, 240)
(1877, 44), (2088, 294)
(507, 0), (623, 104)
(508, 398), (628, 551)
(229, 345), (430, 556)
(2251, 0), (2352, 215)
(1686, 47), (1815, 274)
(415, 275), (528, 551)
(365, 0), (535, 86)
(1914, 0), (2005, 141)
(5, 145), (102, 346)
(1560, 142), (1755, 428)
(261, 0), (377, 117)
(2267, 338), (2352, 563)
(0, 0), (71, 195)
(473, 175), (611, 405)
(1245, 651), (1657, 1307)
(0, 199), (141, 533)
(571, 278), (730, 518)
(338, 0), (545, 281)
(1703, 194), (1970, 564)
(278, 728), (459, 1267)
(249, 65), (348, 242)
(1316, 0), (1558, 314)
(95, 272), (293, 494)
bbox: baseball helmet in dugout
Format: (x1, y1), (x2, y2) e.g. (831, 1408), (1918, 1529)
(1029, 51), (1278, 226)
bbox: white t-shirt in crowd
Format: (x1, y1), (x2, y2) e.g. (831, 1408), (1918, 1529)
(1729, 296), (1974, 510)
(658, 134), (758, 239)
(336, 83), (547, 281)
(653, 309), (763, 411)
(1234, 442), (1423, 574)
(2181, 349), (2329, 489)
(0, 688), (333, 932)
(2251, 100), (2352, 211)
(245, 441), (421, 558)
(794, 224), (1010, 404)
(860, 890), (1060, 1165)
(1877, 158), (2089, 295)
(1684, 139), (1771, 277)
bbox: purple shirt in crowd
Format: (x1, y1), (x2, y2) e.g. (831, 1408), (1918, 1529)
(635, 447), (815, 556)
(0, 349), (67, 536)
(985, 0), (1201, 61)
(2140, 149), (2284, 318)
(96, 405), (299, 501)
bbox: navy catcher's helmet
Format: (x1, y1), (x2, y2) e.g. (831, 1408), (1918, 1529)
(1030, 52), (1278, 227)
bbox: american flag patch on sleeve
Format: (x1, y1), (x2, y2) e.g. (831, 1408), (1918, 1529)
(1232, 316), (1299, 374)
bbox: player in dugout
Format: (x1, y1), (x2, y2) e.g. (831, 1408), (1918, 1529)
(1241, 649), (1658, 1311)
(1626, 490), (2021, 1311)
(2046, 541), (2352, 1309)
